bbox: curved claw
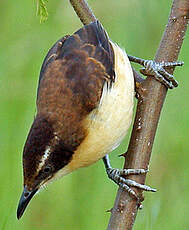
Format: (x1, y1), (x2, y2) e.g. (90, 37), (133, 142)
(158, 68), (178, 87)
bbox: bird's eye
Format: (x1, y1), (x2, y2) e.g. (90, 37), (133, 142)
(43, 166), (52, 173)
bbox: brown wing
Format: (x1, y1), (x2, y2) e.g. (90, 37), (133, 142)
(38, 35), (70, 91)
(38, 21), (115, 93)
(37, 21), (115, 113)
(37, 21), (115, 148)
(58, 20), (115, 83)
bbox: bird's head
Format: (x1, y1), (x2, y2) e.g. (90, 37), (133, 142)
(17, 115), (74, 219)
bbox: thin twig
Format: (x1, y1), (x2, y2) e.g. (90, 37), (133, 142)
(69, 0), (96, 24)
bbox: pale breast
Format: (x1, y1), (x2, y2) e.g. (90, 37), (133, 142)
(67, 42), (134, 172)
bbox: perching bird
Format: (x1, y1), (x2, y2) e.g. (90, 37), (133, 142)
(17, 21), (182, 219)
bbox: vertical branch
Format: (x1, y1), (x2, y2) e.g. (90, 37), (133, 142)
(107, 0), (189, 229)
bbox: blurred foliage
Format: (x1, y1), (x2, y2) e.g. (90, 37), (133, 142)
(0, 0), (189, 229)
(36, 0), (48, 23)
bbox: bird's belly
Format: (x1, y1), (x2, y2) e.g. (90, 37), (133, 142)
(68, 51), (134, 171)
(71, 90), (133, 170)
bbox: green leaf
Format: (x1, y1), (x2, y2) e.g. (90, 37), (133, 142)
(36, 0), (48, 23)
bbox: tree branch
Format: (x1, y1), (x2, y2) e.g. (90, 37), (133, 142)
(69, 0), (189, 229)
(107, 0), (189, 229)
(69, 0), (96, 25)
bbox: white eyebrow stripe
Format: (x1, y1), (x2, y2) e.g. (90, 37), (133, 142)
(37, 146), (51, 172)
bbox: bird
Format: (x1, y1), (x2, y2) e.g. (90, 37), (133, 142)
(17, 20), (182, 219)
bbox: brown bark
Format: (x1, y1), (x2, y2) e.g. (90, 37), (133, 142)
(69, 0), (96, 25)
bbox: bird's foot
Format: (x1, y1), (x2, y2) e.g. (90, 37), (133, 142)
(106, 167), (156, 198)
(103, 155), (156, 199)
(128, 55), (184, 89)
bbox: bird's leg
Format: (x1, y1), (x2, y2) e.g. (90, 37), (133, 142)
(103, 155), (156, 198)
(128, 55), (184, 89)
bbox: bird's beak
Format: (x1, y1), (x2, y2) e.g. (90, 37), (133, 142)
(17, 186), (38, 219)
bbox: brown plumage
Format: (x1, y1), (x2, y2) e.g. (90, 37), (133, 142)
(23, 21), (115, 187)
(17, 21), (134, 219)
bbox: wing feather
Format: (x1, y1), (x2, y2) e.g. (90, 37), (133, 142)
(37, 21), (115, 123)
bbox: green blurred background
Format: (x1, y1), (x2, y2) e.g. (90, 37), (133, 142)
(1, 0), (189, 229)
